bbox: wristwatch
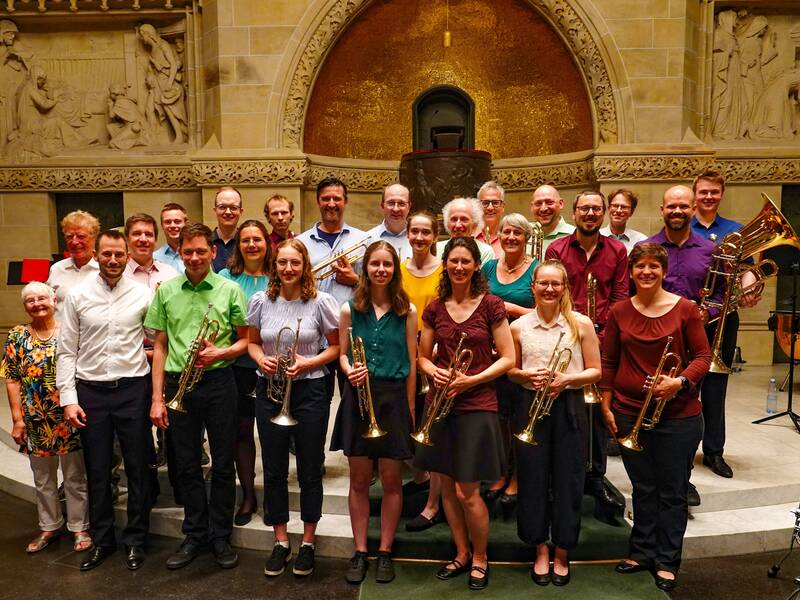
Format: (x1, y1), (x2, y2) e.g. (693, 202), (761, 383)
(678, 376), (690, 392)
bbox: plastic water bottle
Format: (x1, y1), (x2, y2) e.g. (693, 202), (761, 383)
(766, 377), (778, 414)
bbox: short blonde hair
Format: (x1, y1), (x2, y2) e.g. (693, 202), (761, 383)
(60, 210), (100, 236)
(21, 281), (55, 303)
(498, 213), (532, 241)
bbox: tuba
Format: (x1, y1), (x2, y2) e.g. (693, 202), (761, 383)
(700, 193), (800, 373)
(312, 240), (369, 281)
(515, 331), (573, 446)
(166, 303), (221, 413)
(617, 337), (682, 452)
(530, 221), (544, 263)
(269, 318), (302, 427)
(410, 331), (473, 447)
(348, 327), (387, 439)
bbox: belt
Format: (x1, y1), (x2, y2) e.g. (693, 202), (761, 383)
(77, 376), (144, 389)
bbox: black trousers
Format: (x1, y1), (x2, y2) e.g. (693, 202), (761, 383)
(256, 377), (330, 525)
(701, 311), (738, 457)
(166, 367), (237, 544)
(617, 412), (703, 573)
(77, 376), (151, 548)
(514, 389), (585, 551)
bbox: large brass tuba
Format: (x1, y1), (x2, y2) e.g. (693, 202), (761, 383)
(269, 318), (302, 427)
(348, 327), (387, 439)
(514, 331), (573, 446)
(617, 337), (682, 452)
(700, 193), (800, 373)
(411, 331), (473, 447)
(166, 303), (221, 413)
(312, 240), (369, 281)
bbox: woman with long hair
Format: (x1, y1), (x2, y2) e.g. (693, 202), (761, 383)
(219, 219), (271, 526)
(413, 237), (514, 590)
(601, 243), (710, 592)
(247, 238), (340, 578)
(331, 241), (417, 584)
(509, 259), (600, 587)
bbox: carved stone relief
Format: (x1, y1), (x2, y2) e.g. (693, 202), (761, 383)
(711, 10), (800, 141)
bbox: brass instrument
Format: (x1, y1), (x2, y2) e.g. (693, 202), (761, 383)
(411, 331), (473, 447)
(583, 272), (600, 405)
(312, 240), (369, 281)
(166, 303), (221, 413)
(515, 331), (573, 446)
(348, 328), (387, 439)
(269, 318), (302, 427)
(700, 194), (800, 373)
(530, 221), (543, 263)
(617, 337), (682, 452)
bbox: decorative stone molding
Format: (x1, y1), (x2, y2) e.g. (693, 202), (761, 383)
(715, 158), (800, 182)
(0, 165), (194, 190)
(593, 155), (715, 181)
(306, 164), (397, 191)
(492, 160), (594, 189)
(282, 0), (619, 148)
(192, 160), (308, 186)
(1, 0), (188, 14)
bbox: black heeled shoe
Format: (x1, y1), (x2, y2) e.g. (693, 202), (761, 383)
(499, 493), (518, 521)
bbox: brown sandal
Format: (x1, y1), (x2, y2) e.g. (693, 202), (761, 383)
(73, 531), (93, 552)
(26, 530), (61, 554)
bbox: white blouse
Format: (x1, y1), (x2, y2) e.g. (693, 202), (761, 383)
(516, 310), (584, 391)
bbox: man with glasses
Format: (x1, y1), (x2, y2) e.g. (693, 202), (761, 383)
(475, 180), (505, 258)
(530, 184), (575, 254)
(366, 183), (412, 261)
(546, 190), (629, 525)
(211, 186), (243, 272)
(600, 189), (647, 255)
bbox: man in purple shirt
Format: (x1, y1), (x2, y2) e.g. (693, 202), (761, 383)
(546, 190), (629, 525)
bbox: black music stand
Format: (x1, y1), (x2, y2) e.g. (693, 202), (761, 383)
(754, 263), (800, 433)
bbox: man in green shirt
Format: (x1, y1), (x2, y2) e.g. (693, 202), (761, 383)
(145, 223), (249, 571)
(530, 184), (576, 255)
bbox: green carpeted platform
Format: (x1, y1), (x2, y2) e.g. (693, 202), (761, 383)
(358, 562), (667, 599)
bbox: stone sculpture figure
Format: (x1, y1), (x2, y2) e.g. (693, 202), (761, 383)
(711, 10), (740, 139)
(736, 14), (777, 138)
(137, 23), (188, 144)
(0, 19), (32, 156)
(750, 69), (800, 139)
(107, 83), (152, 149)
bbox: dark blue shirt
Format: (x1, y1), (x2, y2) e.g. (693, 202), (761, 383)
(212, 228), (237, 273)
(691, 214), (742, 243)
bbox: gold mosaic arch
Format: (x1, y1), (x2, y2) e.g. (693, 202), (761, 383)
(279, 0), (626, 152)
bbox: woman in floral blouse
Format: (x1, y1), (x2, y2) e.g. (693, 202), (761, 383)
(1, 282), (91, 553)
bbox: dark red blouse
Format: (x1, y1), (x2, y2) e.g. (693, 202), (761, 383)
(422, 294), (507, 414)
(600, 297), (711, 419)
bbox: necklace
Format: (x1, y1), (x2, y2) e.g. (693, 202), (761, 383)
(30, 324), (58, 343)
(502, 256), (529, 274)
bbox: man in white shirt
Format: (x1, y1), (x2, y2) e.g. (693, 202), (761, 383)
(366, 183), (412, 261)
(530, 185), (576, 255)
(57, 230), (153, 572)
(436, 197), (495, 265)
(47, 209), (100, 317)
(599, 189), (648, 254)
(153, 203), (188, 273)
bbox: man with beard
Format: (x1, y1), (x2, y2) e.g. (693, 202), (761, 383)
(545, 190), (628, 525)
(154, 203), (188, 273)
(475, 180), (505, 258)
(641, 184), (721, 507)
(366, 183), (412, 261)
(530, 184), (575, 255)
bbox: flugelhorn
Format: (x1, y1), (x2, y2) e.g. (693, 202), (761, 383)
(348, 328), (387, 439)
(312, 240), (369, 281)
(269, 318), (302, 427)
(410, 331), (473, 447)
(617, 337), (681, 452)
(166, 303), (220, 413)
(700, 193), (800, 373)
(515, 331), (573, 446)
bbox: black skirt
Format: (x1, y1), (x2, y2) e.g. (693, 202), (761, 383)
(330, 377), (414, 460)
(413, 411), (507, 483)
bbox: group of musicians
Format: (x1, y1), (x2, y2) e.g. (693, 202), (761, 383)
(2, 170), (760, 594)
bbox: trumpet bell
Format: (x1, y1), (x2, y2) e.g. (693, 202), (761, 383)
(617, 433), (643, 452)
(362, 424), (388, 439)
(165, 395), (187, 413)
(410, 430), (433, 447)
(514, 430), (539, 446)
(270, 413), (298, 427)
(709, 351), (733, 375)
(583, 383), (600, 404)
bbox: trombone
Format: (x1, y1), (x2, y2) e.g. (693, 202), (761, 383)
(348, 328), (387, 439)
(269, 318), (302, 427)
(514, 332), (573, 446)
(312, 240), (369, 281)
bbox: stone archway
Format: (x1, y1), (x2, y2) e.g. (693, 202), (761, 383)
(279, 0), (629, 150)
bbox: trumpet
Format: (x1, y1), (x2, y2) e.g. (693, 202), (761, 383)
(348, 328), (387, 439)
(269, 318), (302, 427)
(410, 331), (473, 447)
(166, 303), (220, 413)
(312, 240), (369, 281)
(515, 331), (573, 446)
(617, 337), (681, 452)
(583, 272), (600, 405)
(530, 221), (543, 263)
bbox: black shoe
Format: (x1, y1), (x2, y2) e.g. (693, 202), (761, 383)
(125, 545), (145, 571)
(531, 567), (551, 586)
(264, 543), (291, 577)
(346, 551), (368, 584)
(593, 495), (623, 527)
(703, 454), (733, 478)
(234, 510), (253, 527)
(375, 551), (395, 583)
(468, 564), (489, 590)
(499, 493), (518, 522)
(551, 564), (570, 587)
(292, 544), (314, 577)
(212, 539), (238, 569)
(436, 556), (471, 580)
(589, 482), (625, 510)
(687, 482), (701, 507)
(402, 479), (430, 496)
(654, 572), (677, 591)
(80, 546), (115, 571)
(481, 487), (505, 504)
(166, 539), (201, 570)
(405, 510), (444, 532)
(615, 560), (650, 574)
(607, 437), (621, 457)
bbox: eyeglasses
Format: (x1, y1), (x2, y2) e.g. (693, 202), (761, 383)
(215, 204), (241, 213)
(384, 201), (409, 209)
(609, 203), (631, 212)
(481, 200), (504, 208)
(534, 281), (564, 290)
(23, 295), (51, 305)
(576, 205), (604, 215)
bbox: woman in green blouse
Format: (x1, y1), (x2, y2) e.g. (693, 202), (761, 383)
(332, 241), (417, 584)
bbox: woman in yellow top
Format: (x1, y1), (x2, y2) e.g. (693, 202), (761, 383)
(399, 210), (445, 532)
